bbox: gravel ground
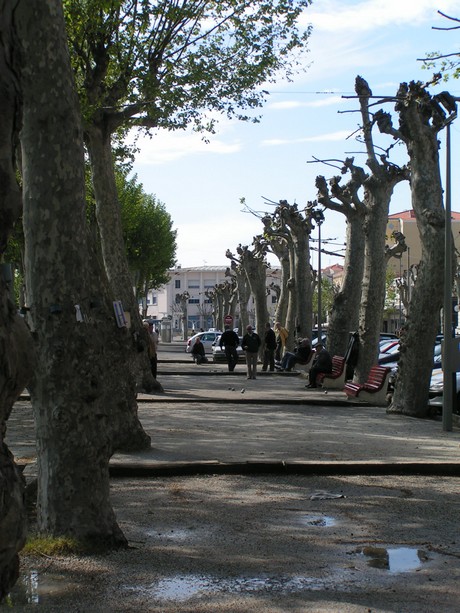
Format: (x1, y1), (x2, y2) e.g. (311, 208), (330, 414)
(9, 473), (460, 612)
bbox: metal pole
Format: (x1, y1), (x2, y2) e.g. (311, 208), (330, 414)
(443, 122), (453, 432)
(317, 222), (322, 343)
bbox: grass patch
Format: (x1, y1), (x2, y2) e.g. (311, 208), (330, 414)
(22, 534), (83, 556)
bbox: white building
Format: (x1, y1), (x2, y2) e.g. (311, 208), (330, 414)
(144, 265), (281, 335)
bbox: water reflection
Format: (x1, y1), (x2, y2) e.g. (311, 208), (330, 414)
(361, 546), (426, 573)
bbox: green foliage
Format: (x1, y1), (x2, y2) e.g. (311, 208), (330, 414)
(116, 170), (177, 294)
(312, 276), (335, 321)
(63, 0), (312, 134)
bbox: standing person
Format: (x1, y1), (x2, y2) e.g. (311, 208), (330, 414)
(191, 337), (208, 365)
(262, 322), (277, 372)
(307, 343), (333, 388)
(274, 321), (288, 364)
(219, 325), (240, 372)
(242, 325), (261, 380)
(143, 321), (158, 378)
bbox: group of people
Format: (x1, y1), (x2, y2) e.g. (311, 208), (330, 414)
(196, 320), (332, 387)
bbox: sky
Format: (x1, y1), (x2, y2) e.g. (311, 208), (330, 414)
(131, 0), (460, 269)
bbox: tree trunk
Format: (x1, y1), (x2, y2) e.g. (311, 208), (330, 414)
(389, 82), (448, 416)
(327, 211), (365, 356)
(17, 0), (148, 545)
(353, 76), (409, 383)
(85, 126), (159, 393)
(0, 1), (34, 599)
(355, 182), (396, 380)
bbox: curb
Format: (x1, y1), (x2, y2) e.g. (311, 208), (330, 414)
(109, 460), (460, 478)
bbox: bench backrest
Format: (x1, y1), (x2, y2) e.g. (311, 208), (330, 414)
(331, 356), (345, 373)
(366, 366), (390, 389)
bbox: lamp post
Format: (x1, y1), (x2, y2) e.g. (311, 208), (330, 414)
(435, 91), (458, 432)
(311, 208), (325, 343)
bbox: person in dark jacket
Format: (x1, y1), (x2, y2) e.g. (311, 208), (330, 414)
(242, 325), (261, 379)
(307, 343), (333, 388)
(280, 338), (312, 372)
(219, 325), (240, 372)
(262, 322), (277, 372)
(191, 337), (208, 365)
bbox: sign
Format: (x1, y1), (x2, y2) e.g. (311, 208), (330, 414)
(224, 314), (233, 326)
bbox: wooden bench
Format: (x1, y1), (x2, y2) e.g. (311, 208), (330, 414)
(316, 356), (346, 389)
(343, 365), (391, 406)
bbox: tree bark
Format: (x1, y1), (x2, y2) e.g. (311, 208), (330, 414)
(353, 77), (409, 383)
(17, 0), (147, 545)
(315, 169), (367, 357)
(85, 127), (160, 394)
(388, 82), (449, 416)
(0, 1), (34, 599)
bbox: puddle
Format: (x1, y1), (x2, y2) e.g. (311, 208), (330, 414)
(7, 569), (80, 606)
(301, 514), (336, 527)
(361, 546), (427, 573)
(126, 573), (329, 602)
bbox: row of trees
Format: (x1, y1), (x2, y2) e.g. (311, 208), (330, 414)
(213, 75), (454, 423)
(0, 0), (313, 600)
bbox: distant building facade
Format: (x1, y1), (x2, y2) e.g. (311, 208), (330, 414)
(386, 209), (460, 276)
(144, 265), (281, 334)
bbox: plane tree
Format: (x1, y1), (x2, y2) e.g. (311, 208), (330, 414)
(62, 0), (312, 337)
(381, 82), (454, 417)
(8, 0), (149, 557)
(315, 161), (367, 357)
(348, 76), (410, 382)
(0, 2), (34, 596)
(225, 254), (251, 333)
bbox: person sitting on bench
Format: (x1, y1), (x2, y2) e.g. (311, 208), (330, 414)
(306, 343), (332, 388)
(279, 337), (312, 372)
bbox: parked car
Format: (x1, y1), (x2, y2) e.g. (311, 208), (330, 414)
(185, 330), (222, 354)
(428, 368), (460, 414)
(378, 340), (442, 367)
(211, 336), (245, 363)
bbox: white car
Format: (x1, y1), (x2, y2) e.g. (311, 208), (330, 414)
(185, 331), (222, 354)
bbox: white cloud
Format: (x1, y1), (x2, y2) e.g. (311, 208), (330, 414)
(261, 131), (352, 147)
(304, 0), (459, 33)
(134, 129), (241, 165)
(268, 96), (347, 110)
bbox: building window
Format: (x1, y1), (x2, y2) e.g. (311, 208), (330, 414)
(175, 279), (181, 289)
(188, 280), (200, 289)
(188, 298), (200, 304)
(271, 295), (277, 304)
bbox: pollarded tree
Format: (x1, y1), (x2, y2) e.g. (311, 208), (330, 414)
(63, 0), (312, 338)
(15, 0), (148, 547)
(225, 261), (251, 333)
(270, 200), (316, 344)
(381, 82), (454, 417)
(259, 223), (290, 331)
(351, 76), (410, 383)
(315, 162), (367, 357)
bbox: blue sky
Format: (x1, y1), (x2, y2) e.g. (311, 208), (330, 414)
(131, 0), (460, 268)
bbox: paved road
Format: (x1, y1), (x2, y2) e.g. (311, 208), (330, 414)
(8, 343), (460, 477)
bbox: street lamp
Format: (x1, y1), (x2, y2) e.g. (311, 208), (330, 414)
(311, 207), (325, 343)
(435, 91), (458, 432)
